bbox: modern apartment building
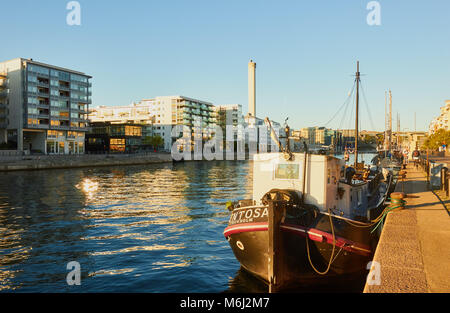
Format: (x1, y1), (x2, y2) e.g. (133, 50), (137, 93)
(0, 58), (91, 154)
(88, 103), (154, 139)
(139, 96), (217, 151)
(429, 100), (450, 134)
(89, 96), (217, 151)
(215, 104), (245, 140)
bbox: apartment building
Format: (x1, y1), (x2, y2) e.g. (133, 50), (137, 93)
(0, 58), (91, 154)
(215, 104), (245, 142)
(89, 96), (217, 151)
(139, 96), (217, 151)
(88, 103), (154, 139)
(429, 100), (450, 134)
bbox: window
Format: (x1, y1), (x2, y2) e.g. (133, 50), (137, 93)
(71, 74), (88, 83)
(59, 142), (65, 154)
(28, 85), (37, 93)
(28, 65), (49, 76)
(28, 118), (38, 125)
(47, 130), (58, 138)
(274, 163), (300, 180)
(28, 107), (38, 115)
(58, 71), (70, 81)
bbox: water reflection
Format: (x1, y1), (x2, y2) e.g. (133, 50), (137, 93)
(0, 158), (369, 292)
(0, 161), (252, 292)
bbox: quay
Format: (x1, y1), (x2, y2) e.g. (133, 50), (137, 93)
(0, 152), (172, 172)
(364, 162), (450, 292)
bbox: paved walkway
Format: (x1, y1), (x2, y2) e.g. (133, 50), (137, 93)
(364, 163), (450, 293)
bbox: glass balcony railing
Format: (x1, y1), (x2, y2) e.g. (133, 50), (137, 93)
(0, 89), (9, 98)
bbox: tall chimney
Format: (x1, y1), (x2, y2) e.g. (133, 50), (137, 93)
(248, 60), (256, 117)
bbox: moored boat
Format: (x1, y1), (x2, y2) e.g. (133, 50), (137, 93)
(223, 62), (395, 291)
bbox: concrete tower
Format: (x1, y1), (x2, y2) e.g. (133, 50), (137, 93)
(248, 60), (256, 117)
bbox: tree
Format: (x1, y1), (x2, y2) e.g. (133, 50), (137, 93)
(422, 129), (450, 150)
(143, 135), (164, 150)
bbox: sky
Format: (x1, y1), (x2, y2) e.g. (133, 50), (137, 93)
(1, 0), (449, 132)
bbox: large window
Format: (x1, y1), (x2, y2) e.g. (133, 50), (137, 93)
(47, 141), (56, 154)
(110, 138), (125, 152)
(71, 74), (88, 83)
(28, 107), (38, 115)
(28, 65), (49, 76)
(28, 85), (37, 93)
(59, 142), (65, 154)
(28, 118), (38, 125)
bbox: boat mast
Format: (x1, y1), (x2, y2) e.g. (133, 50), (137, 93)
(354, 61), (360, 168)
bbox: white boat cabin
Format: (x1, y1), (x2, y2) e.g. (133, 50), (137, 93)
(252, 153), (370, 219)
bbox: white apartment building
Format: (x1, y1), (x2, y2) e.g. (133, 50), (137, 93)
(215, 104), (245, 139)
(429, 100), (450, 134)
(89, 96), (217, 151)
(0, 58), (91, 154)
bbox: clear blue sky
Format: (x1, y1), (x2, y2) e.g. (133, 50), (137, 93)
(2, 0), (449, 132)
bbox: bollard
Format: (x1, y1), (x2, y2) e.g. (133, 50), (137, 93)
(398, 170), (407, 194)
(390, 192), (406, 210)
(441, 167), (448, 191)
(444, 171), (450, 198)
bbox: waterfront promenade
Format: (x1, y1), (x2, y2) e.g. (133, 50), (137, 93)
(364, 163), (450, 293)
(0, 152), (172, 171)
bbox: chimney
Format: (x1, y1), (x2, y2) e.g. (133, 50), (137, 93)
(248, 60), (256, 117)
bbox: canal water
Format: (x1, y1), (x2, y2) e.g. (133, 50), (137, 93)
(0, 154), (376, 292)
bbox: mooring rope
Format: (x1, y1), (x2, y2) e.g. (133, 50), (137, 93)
(306, 207), (336, 275)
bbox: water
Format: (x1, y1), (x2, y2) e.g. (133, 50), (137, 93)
(0, 161), (253, 292)
(0, 155), (376, 293)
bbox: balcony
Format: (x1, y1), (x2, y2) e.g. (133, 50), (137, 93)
(28, 123), (49, 130)
(0, 89), (9, 98)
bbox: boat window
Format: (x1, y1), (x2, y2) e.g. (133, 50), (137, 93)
(274, 163), (300, 180)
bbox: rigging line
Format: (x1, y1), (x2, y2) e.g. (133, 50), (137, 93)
(347, 86), (355, 136)
(360, 81), (376, 131)
(323, 81), (356, 127)
(338, 90), (351, 131)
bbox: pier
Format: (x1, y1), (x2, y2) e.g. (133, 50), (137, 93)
(364, 162), (450, 292)
(0, 152), (172, 171)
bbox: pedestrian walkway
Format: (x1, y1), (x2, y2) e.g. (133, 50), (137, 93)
(364, 163), (450, 293)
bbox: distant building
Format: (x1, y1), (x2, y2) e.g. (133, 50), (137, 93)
(429, 100), (450, 134)
(0, 58), (92, 154)
(89, 95), (217, 152)
(214, 104), (245, 150)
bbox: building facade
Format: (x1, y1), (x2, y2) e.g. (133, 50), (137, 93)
(89, 96), (217, 152)
(214, 104), (245, 148)
(429, 100), (450, 134)
(0, 72), (8, 144)
(86, 122), (143, 153)
(0, 58), (91, 154)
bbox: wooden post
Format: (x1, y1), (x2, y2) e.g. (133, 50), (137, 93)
(268, 200), (284, 293)
(441, 167), (446, 190)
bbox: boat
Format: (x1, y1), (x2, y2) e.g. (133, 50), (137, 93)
(223, 62), (395, 291)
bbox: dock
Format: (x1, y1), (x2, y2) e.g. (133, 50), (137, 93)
(364, 162), (450, 292)
(0, 152), (173, 171)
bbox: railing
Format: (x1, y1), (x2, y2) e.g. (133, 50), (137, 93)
(0, 89), (9, 98)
